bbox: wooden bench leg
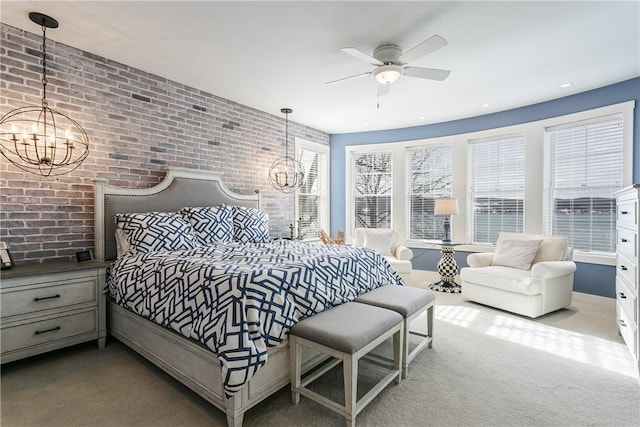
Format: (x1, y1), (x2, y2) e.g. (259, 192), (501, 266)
(394, 324), (404, 384)
(290, 335), (301, 404)
(427, 305), (434, 349)
(343, 353), (356, 427)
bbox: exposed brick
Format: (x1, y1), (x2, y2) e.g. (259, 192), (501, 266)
(0, 22), (329, 264)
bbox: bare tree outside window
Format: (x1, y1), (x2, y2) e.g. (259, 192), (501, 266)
(409, 146), (452, 240)
(353, 152), (392, 228)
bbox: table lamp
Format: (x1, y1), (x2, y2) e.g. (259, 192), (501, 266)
(434, 198), (459, 242)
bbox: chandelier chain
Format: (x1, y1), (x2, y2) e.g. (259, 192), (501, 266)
(40, 24), (48, 108)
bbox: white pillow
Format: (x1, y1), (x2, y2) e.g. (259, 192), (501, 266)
(115, 228), (131, 257)
(491, 238), (543, 270)
(363, 229), (394, 256)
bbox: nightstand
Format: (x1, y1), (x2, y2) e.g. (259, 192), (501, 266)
(0, 260), (108, 364)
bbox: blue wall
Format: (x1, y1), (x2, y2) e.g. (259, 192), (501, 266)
(329, 77), (640, 298)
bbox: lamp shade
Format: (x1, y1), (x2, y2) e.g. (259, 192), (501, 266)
(434, 198), (459, 216)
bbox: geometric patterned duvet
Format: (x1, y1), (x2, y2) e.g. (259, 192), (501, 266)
(106, 240), (404, 397)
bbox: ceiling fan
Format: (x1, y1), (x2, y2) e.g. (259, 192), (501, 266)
(327, 34), (451, 96)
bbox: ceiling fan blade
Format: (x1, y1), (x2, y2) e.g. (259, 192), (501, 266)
(403, 66), (451, 81)
(341, 47), (382, 65)
(377, 84), (390, 97)
(325, 71), (371, 85)
(398, 34), (448, 64)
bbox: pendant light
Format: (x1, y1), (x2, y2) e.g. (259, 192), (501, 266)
(0, 12), (89, 177)
(268, 108), (305, 193)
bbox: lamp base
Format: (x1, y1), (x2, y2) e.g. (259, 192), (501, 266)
(428, 280), (461, 293)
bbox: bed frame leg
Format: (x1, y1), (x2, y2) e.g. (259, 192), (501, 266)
(226, 412), (243, 427)
(226, 395), (244, 427)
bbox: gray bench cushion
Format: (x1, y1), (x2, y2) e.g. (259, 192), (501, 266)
(355, 285), (436, 318)
(289, 302), (402, 353)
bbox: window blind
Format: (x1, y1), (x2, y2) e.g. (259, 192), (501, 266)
(408, 145), (452, 240)
(545, 115), (623, 253)
(296, 147), (328, 240)
(353, 151), (392, 228)
(469, 135), (526, 244)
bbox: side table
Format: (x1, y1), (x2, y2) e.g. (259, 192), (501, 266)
(429, 242), (464, 293)
(1, 260), (108, 364)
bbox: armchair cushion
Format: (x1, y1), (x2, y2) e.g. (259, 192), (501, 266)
(362, 228), (394, 256)
(491, 237), (543, 270)
(497, 232), (569, 263)
(461, 266), (542, 295)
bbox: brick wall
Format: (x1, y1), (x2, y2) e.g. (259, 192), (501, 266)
(0, 23), (330, 264)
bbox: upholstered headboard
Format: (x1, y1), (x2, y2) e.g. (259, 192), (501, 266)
(95, 167), (261, 261)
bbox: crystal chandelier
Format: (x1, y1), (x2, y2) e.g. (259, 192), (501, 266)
(0, 12), (89, 177)
(268, 108), (305, 193)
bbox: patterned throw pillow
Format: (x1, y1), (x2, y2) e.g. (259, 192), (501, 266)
(115, 212), (198, 253)
(179, 205), (234, 245)
(232, 205), (271, 243)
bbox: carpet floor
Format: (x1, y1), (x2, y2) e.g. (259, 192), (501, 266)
(2, 270), (639, 427)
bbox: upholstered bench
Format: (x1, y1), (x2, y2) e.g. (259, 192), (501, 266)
(289, 302), (404, 427)
(355, 285), (435, 378)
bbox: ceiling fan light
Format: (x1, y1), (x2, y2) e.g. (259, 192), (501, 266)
(374, 65), (403, 85)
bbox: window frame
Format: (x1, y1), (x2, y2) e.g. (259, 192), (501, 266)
(468, 133), (527, 244)
(294, 138), (329, 241)
(543, 114), (625, 254)
(407, 144), (454, 241)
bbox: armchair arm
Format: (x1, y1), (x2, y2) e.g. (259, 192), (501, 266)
(393, 245), (414, 261)
(467, 252), (494, 268)
(530, 261), (577, 279)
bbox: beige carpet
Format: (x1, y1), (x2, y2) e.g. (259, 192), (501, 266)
(2, 271), (639, 427)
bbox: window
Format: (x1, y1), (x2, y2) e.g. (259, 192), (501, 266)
(353, 151), (392, 228)
(343, 101), (633, 264)
(469, 135), (526, 244)
(544, 115), (624, 253)
(408, 145), (452, 239)
(295, 139), (329, 240)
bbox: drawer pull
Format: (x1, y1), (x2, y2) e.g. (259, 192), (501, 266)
(33, 294), (61, 302)
(620, 211), (629, 215)
(34, 326), (61, 335)
(620, 238), (628, 243)
(619, 319), (627, 327)
(619, 292), (627, 299)
(620, 265), (628, 271)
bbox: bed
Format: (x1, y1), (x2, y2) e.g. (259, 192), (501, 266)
(95, 167), (403, 427)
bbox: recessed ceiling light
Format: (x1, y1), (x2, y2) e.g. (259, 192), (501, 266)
(417, 116), (425, 120)
(481, 103), (490, 108)
(560, 82), (573, 88)
(364, 123), (371, 127)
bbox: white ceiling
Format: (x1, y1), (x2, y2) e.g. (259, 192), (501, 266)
(1, 1), (639, 134)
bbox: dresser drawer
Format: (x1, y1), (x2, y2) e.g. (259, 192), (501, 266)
(617, 227), (638, 260)
(617, 198), (638, 228)
(617, 302), (638, 361)
(617, 251), (638, 294)
(1, 277), (97, 319)
(616, 277), (637, 326)
(0, 309), (97, 354)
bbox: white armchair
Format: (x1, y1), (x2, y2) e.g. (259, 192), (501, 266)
(460, 232), (576, 318)
(353, 228), (413, 283)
